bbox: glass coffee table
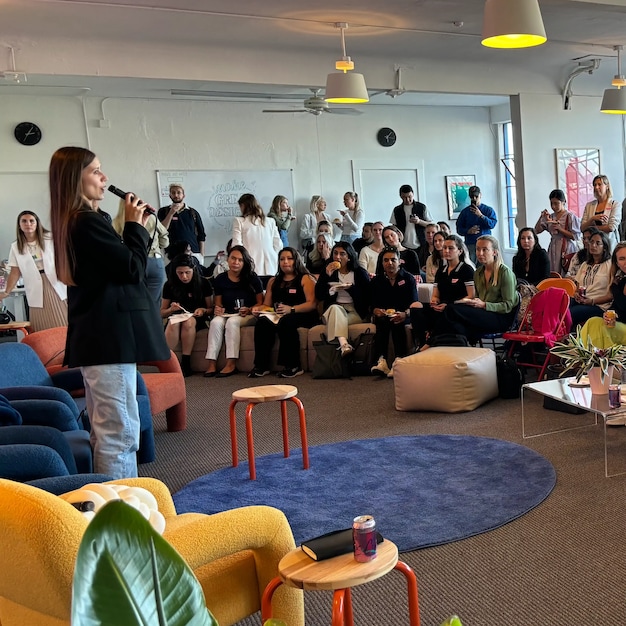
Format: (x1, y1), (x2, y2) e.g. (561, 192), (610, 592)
(521, 378), (626, 478)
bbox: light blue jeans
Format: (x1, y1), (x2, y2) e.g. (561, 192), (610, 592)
(82, 363), (140, 479)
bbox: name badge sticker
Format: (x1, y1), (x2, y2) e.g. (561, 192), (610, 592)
(452, 279), (458, 283)
(289, 288), (297, 294)
(398, 280), (405, 286)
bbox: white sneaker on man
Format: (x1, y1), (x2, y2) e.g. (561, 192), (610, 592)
(371, 356), (390, 377)
(606, 414), (626, 427)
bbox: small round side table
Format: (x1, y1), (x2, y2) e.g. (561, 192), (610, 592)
(261, 539), (420, 626)
(229, 384), (310, 480)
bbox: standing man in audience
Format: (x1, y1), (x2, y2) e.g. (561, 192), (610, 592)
(390, 184), (433, 251)
(158, 184), (206, 262)
(456, 185), (497, 263)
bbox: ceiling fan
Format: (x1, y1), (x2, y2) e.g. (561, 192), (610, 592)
(262, 89), (363, 116)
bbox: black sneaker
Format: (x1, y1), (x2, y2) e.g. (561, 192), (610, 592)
(277, 367), (304, 378)
(248, 368), (270, 378)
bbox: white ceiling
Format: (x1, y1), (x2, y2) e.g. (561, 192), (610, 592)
(1, 0), (626, 106)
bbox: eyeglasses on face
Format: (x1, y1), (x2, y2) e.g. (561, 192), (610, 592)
(589, 240), (604, 247)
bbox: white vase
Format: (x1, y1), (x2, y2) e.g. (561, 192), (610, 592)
(587, 366), (614, 395)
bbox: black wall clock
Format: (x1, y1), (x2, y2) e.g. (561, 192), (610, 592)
(14, 122), (42, 146)
(377, 127), (396, 147)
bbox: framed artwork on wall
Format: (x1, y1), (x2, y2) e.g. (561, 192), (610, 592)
(446, 175), (476, 219)
(555, 148), (600, 217)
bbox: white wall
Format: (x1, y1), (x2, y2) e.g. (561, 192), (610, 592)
(0, 95), (501, 257)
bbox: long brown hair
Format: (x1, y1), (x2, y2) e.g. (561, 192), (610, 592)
(238, 193), (265, 225)
(16, 211), (49, 254)
(49, 146), (96, 286)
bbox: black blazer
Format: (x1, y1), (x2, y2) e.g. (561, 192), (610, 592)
(65, 209), (170, 367)
(315, 265), (371, 320)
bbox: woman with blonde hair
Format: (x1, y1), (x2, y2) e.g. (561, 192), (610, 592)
(113, 200), (169, 307)
(49, 146), (169, 478)
(0, 210), (67, 331)
(580, 175), (621, 251)
(443, 235), (519, 344)
(268, 195), (295, 247)
(338, 191), (364, 244)
(306, 232), (334, 275)
(300, 195), (331, 252)
(232, 193), (282, 276)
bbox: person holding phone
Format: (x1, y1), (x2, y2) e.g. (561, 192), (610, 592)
(49, 146), (169, 479)
(455, 185), (498, 264)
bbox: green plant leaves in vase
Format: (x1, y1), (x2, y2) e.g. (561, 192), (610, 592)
(72, 500), (218, 626)
(550, 324), (626, 383)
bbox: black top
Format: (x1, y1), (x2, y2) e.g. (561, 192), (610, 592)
(163, 277), (213, 312)
(611, 275), (626, 322)
(512, 248), (550, 285)
(315, 265), (371, 320)
(369, 267), (418, 312)
(213, 271), (263, 314)
(65, 209), (169, 367)
(157, 205), (206, 253)
(392, 201), (428, 248)
(399, 248), (420, 275)
(434, 262), (475, 303)
(269, 274), (319, 327)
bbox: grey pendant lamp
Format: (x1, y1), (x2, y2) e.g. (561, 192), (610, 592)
(601, 46), (626, 114)
(325, 23), (369, 104)
(482, 0), (547, 49)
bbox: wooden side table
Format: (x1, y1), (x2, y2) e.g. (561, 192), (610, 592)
(229, 384), (309, 480)
(261, 539), (420, 626)
(0, 321), (31, 340)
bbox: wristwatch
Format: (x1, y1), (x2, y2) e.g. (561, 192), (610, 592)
(291, 307), (296, 314)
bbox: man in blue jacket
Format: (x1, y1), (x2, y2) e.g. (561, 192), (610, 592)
(456, 185), (497, 263)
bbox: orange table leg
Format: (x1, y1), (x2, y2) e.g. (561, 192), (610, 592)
(245, 401), (257, 480)
(261, 576), (283, 621)
(394, 560), (421, 626)
(290, 395), (310, 470)
(228, 399), (239, 467)
(280, 399), (290, 458)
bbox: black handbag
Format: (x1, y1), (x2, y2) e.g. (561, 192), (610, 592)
(312, 334), (351, 379)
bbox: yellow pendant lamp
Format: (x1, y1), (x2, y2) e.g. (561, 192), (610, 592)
(482, 0), (547, 49)
(325, 23), (369, 104)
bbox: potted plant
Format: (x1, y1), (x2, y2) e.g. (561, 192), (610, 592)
(550, 325), (626, 393)
(72, 500), (218, 626)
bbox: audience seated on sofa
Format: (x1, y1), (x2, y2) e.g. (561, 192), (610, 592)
(315, 241), (370, 357)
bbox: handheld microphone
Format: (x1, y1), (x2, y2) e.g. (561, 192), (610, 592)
(108, 185), (156, 215)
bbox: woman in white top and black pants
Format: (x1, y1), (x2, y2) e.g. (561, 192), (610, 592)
(0, 210), (67, 331)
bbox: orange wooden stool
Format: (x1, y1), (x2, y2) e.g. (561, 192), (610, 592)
(261, 539), (420, 626)
(229, 384), (310, 480)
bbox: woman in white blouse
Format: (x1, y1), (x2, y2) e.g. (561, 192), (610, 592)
(338, 191), (365, 244)
(300, 195), (331, 252)
(580, 175), (621, 251)
(0, 210), (67, 331)
(232, 193), (282, 276)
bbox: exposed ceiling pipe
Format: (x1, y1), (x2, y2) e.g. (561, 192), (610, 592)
(562, 58), (601, 110)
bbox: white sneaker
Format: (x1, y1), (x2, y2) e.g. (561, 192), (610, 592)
(606, 414), (626, 426)
(371, 356), (390, 377)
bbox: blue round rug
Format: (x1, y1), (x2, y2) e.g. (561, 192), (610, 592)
(173, 435), (556, 552)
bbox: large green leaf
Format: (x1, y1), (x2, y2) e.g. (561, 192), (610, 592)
(72, 500), (218, 626)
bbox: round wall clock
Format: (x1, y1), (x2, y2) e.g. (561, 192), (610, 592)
(377, 127), (397, 147)
(14, 122), (42, 146)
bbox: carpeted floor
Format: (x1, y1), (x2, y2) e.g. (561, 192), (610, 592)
(142, 373), (626, 626)
(173, 434), (556, 551)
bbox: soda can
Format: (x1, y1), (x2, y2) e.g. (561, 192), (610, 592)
(353, 515), (377, 562)
(605, 310), (617, 328)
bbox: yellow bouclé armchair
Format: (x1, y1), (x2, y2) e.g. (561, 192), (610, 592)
(0, 477), (304, 626)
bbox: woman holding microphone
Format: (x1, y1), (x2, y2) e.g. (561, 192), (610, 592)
(49, 147), (169, 479)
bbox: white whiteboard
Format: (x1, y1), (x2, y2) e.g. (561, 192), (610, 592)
(156, 169), (294, 256)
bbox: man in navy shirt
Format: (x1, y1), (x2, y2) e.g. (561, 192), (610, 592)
(456, 185), (497, 264)
(158, 184), (206, 262)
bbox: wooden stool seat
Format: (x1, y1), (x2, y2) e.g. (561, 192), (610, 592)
(231, 384), (298, 403)
(229, 384), (309, 480)
(262, 540), (421, 626)
(0, 321), (31, 339)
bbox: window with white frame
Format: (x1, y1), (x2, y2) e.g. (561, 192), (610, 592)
(500, 121), (517, 248)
